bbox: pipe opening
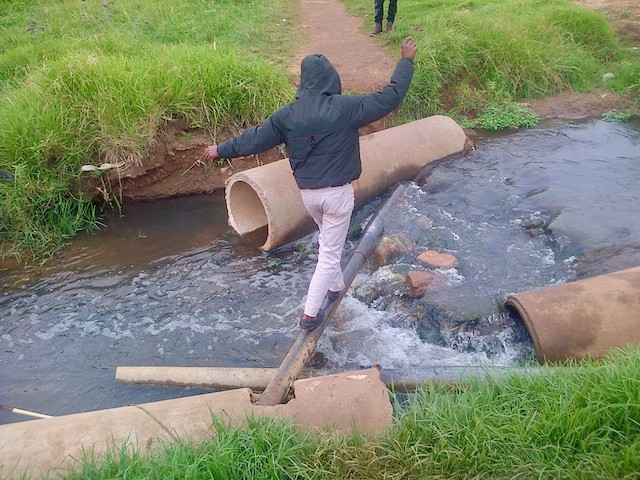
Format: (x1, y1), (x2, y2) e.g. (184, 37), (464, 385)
(226, 180), (269, 248)
(504, 300), (540, 360)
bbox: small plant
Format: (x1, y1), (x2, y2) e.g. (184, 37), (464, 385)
(266, 257), (280, 268)
(347, 223), (364, 241)
(602, 109), (636, 122)
(291, 243), (310, 261)
(471, 102), (540, 131)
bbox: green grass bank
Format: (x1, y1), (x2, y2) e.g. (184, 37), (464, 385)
(343, 0), (640, 124)
(0, 0), (298, 261)
(52, 346), (640, 479)
(1, 0), (638, 260)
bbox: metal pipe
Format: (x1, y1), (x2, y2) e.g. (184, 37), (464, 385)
(116, 366), (279, 391)
(0, 404), (52, 420)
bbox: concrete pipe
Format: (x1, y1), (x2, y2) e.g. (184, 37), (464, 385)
(225, 115), (467, 251)
(505, 266), (640, 363)
(116, 366), (278, 390)
(0, 369), (391, 480)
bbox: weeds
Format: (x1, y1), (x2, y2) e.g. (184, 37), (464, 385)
(266, 257), (281, 269)
(603, 108), (637, 122)
(470, 102), (540, 131)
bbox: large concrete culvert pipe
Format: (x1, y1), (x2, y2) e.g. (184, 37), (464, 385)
(225, 115), (467, 251)
(505, 266), (640, 364)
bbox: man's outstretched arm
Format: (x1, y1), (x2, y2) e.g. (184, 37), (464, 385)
(203, 116), (284, 161)
(344, 37), (418, 128)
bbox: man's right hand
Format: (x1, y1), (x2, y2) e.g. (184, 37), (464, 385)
(401, 37), (418, 61)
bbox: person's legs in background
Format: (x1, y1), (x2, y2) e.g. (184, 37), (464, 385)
(386, 0), (397, 32)
(300, 184), (354, 322)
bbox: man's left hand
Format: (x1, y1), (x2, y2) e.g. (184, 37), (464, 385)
(203, 145), (219, 160)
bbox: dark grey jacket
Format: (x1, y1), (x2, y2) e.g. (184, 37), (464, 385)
(217, 54), (414, 189)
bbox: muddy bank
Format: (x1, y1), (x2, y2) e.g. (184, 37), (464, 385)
(86, 117), (391, 202)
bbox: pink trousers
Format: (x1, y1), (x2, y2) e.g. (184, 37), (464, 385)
(300, 183), (355, 317)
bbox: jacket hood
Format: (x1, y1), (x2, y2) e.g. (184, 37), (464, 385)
(296, 54), (342, 98)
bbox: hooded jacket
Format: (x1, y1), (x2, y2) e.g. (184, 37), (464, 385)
(217, 55), (414, 189)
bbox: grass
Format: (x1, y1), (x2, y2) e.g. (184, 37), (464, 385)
(342, 0), (638, 124)
(1, 0), (639, 260)
(50, 346), (640, 479)
(0, 0), (298, 261)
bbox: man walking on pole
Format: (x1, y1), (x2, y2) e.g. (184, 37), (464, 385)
(203, 37), (418, 330)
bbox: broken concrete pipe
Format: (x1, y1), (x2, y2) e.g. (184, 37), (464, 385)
(0, 369), (390, 480)
(224, 115), (467, 251)
(505, 265), (640, 363)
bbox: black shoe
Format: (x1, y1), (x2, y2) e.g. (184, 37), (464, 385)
(299, 310), (324, 330)
(327, 290), (341, 303)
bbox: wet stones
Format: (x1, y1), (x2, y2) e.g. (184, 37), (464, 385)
(368, 234), (460, 299)
(406, 271), (435, 297)
(417, 250), (459, 270)
(407, 250), (459, 298)
(372, 234), (413, 270)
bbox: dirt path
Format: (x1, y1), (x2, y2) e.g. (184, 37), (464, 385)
(109, 0), (637, 202)
(291, 0), (395, 93)
(573, 0), (640, 44)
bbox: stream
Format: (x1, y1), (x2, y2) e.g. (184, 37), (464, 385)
(1, 118), (639, 424)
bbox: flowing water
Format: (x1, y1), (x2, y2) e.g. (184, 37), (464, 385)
(1, 119), (639, 423)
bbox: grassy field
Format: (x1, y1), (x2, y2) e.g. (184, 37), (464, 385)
(54, 346), (640, 479)
(1, 0), (638, 260)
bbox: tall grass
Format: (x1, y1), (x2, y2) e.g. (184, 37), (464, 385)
(53, 346), (640, 479)
(0, 0), (298, 260)
(342, 0), (628, 119)
(64, 417), (317, 480)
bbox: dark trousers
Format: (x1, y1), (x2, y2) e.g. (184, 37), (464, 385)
(374, 0), (398, 23)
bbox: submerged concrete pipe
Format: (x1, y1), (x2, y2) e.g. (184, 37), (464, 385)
(116, 365), (544, 393)
(505, 266), (640, 363)
(116, 365), (278, 390)
(225, 115), (467, 251)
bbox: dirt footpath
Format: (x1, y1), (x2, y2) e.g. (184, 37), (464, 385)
(105, 0), (638, 202)
(574, 0), (640, 44)
(291, 0), (395, 94)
